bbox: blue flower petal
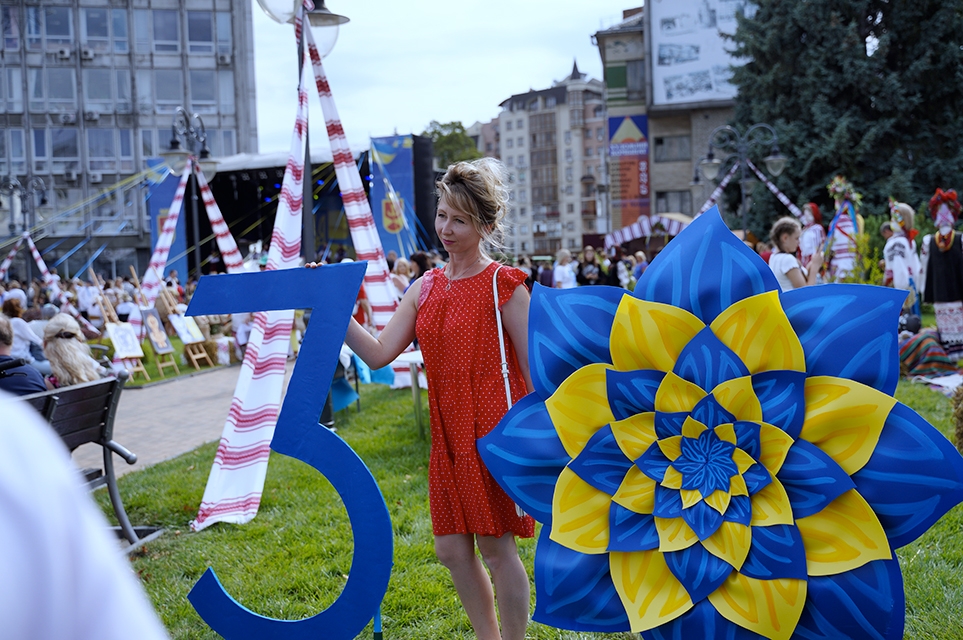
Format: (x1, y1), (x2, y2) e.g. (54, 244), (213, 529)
(641, 599), (766, 640)
(690, 395), (737, 431)
(782, 284), (906, 396)
(664, 543), (734, 603)
(634, 207), (778, 324)
(740, 524), (807, 581)
(655, 411), (689, 439)
(607, 369), (665, 421)
(777, 440), (856, 519)
(608, 503), (660, 552)
(636, 442), (672, 482)
(682, 500), (725, 541)
(568, 425), (633, 496)
(478, 393), (569, 525)
(529, 284), (625, 400)
(752, 370), (807, 439)
(674, 326), (750, 392)
(742, 463), (772, 495)
(795, 558), (904, 640)
(652, 485), (684, 519)
(732, 421), (762, 460)
(533, 529), (631, 633)
(724, 495), (752, 525)
(851, 401), (963, 549)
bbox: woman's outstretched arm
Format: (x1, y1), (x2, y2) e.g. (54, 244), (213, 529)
(344, 279), (422, 370)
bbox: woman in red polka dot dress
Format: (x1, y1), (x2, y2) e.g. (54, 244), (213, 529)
(343, 158), (535, 640)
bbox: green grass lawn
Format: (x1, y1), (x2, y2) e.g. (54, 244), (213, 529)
(100, 382), (963, 639)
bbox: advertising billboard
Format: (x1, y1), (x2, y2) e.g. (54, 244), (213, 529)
(649, 0), (754, 106)
(608, 115), (650, 229)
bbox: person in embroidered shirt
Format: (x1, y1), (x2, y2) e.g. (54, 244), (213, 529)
(767, 216), (823, 292)
(310, 158), (534, 640)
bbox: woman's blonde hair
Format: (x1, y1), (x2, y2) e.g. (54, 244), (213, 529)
(436, 157), (510, 252)
(43, 313), (101, 387)
(393, 257), (410, 277)
(769, 217), (802, 252)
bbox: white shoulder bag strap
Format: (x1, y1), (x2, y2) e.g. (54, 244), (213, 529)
(492, 265), (513, 410)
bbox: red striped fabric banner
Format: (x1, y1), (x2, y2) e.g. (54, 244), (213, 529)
(0, 236), (24, 280)
(141, 164), (191, 307)
(23, 233), (96, 333)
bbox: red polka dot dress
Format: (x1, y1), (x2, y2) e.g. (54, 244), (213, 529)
(415, 262), (536, 538)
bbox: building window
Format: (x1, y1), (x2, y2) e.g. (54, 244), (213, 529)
(654, 135), (692, 162)
(505, 120), (513, 131)
(222, 130), (236, 156)
(216, 12), (232, 55)
(189, 69), (217, 114)
(82, 9), (110, 52)
(1, 7), (19, 51)
(564, 131), (571, 145)
(517, 154), (525, 167)
(187, 11), (214, 53)
(567, 203), (575, 213)
(485, 142), (492, 152)
(116, 71), (131, 112)
(585, 146), (594, 157)
(518, 188), (526, 200)
(596, 126), (604, 141)
(656, 190), (694, 214)
(565, 167), (573, 182)
(113, 10), (128, 53)
(516, 136), (523, 147)
(565, 148), (573, 163)
(528, 100), (538, 112)
(627, 60), (646, 102)
(88, 129), (116, 171)
(155, 69), (183, 113)
(565, 185), (573, 195)
(506, 138), (513, 149)
(26, 7), (72, 51)
(566, 221), (575, 231)
(51, 128), (80, 174)
(521, 241), (528, 251)
(546, 96), (556, 108)
(32, 129), (46, 172)
(520, 224), (528, 234)
(218, 70), (235, 114)
(136, 69), (153, 114)
(152, 9), (179, 53)
(141, 129), (154, 159)
(119, 129), (133, 171)
(84, 68), (113, 110)
(506, 156), (514, 167)
(516, 119), (523, 129)
(518, 169), (526, 183)
(1, 68), (23, 113)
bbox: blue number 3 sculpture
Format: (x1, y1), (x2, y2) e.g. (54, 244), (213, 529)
(184, 263), (393, 639)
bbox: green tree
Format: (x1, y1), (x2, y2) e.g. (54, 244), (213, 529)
(728, 0), (963, 238)
(421, 120), (481, 169)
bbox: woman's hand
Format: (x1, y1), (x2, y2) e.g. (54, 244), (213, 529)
(305, 262), (322, 269)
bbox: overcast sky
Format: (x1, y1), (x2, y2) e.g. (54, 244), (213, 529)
(252, 0), (639, 154)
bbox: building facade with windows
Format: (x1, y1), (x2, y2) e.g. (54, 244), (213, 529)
(0, 0), (256, 273)
(594, 6), (733, 235)
(498, 63), (606, 257)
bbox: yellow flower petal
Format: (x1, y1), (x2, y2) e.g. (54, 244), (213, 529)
(658, 435), (683, 461)
(610, 413), (658, 461)
(800, 376), (897, 475)
(708, 573), (807, 640)
(655, 371), (707, 413)
(709, 291), (806, 374)
(714, 422), (737, 444)
(610, 296), (705, 372)
(730, 474), (749, 497)
(795, 489), (892, 576)
(681, 488), (702, 509)
(661, 466), (683, 490)
(546, 363), (616, 458)
(732, 448), (756, 474)
(611, 549), (694, 633)
(750, 476), (794, 526)
(682, 416), (708, 439)
(758, 423), (795, 475)
(655, 516), (700, 552)
(705, 489), (731, 515)
(702, 521), (752, 571)
(613, 466), (657, 514)
(551, 468), (610, 554)
(711, 376), (762, 422)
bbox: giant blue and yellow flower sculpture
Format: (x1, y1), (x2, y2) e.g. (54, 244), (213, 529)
(479, 208), (963, 639)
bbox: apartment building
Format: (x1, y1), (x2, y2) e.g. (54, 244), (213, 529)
(0, 0), (256, 270)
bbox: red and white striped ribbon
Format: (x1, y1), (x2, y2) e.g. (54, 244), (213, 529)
(23, 233), (96, 333)
(306, 24), (415, 388)
(141, 163), (191, 307)
(696, 163), (739, 216)
(746, 159), (803, 218)
(191, 40), (308, 532)
(604, 215), (691, 249)
(194, 169), (246, 273)
(0, 236), (24, 280)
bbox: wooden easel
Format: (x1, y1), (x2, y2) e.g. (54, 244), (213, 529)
(152, 267), (212, 370)
(131, 267), (178, 377)
(92, 268), (149, 382)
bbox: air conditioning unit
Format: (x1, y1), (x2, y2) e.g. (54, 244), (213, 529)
(216, 53), (232, 66)
(65, 170), (78, 182)
(81, 47), (94, 61)
(57, 47), (72, 60)
(58, 112), (77, 125)
(89, 172), (103, 184)
(84, 110), (100, 122)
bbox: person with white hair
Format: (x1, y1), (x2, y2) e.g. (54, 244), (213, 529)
(42, 313), (106, 389)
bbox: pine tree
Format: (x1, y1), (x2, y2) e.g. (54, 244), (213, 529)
(728, 0), (963, 238)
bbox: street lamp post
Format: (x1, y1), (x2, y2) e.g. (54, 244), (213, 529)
(160, 107), (217, 279)
(695, 124), (787, 239)
(1, 175), (47, 283)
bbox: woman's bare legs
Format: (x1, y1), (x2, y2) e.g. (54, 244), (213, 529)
(435, 534), (500, 639)
(476, 533), (530, 640)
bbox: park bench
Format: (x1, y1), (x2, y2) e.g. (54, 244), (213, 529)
(20, 370), (163, 552)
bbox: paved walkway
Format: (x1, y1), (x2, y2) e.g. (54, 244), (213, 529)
(72, 364), (290, 477)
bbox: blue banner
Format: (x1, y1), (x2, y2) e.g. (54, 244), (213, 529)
(369, 136), (419, 258)
(147, 158), (188, 280)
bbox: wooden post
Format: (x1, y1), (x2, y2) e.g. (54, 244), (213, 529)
(128, 265), (150, 308)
